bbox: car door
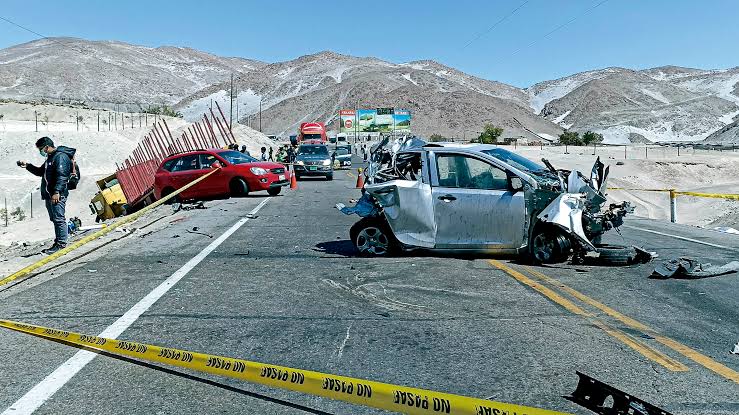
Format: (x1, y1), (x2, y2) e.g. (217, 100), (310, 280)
(168, 154), (201, 198)
(430, 151), (526, 249)
(198, 153), (227, 196)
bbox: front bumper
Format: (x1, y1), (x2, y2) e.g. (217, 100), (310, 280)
(248, 173), (290, 191)
(294, 165), (333, 176)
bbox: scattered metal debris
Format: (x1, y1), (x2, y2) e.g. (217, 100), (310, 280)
(245, 213), (259, 219)
(651, 258), (739, 279)
(731, 342), (739, 355)
(186, 228), (213, 238)
(567, 371), (673, 415)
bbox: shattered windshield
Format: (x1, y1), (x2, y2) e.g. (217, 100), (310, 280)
(482, 148), (544, 172)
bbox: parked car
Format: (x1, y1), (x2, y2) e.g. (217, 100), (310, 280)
(337, 137), (632, 263)
(333, 145), (352, 168)
(154, 149), (288, 201)
(293, 144), (333, 180)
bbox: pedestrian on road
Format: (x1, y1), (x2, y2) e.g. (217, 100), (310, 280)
(362, 144), (368, 162)
(240, 145), (250, 156)
(268, 147), (274, 161)
(17, 137), (77, 255)
(260, 147), (267, 161)
(286, 145), (296, 170)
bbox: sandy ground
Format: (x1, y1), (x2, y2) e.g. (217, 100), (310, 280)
(0, 102), (277, 249)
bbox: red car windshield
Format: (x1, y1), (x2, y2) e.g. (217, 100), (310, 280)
(217, 150), (258, 165)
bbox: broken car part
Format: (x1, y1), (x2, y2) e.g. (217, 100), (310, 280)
(652, 258), (739, 279)
(567, 371), (673, 415)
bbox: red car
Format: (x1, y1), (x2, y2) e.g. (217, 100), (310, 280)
(154, 149), (288, 201)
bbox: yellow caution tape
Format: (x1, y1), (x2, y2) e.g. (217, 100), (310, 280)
(607, 187), (739, 200)
(674, 191), (739, 201)
(606, 187), (672, 192)
(0, 319), (571, 415)
(0, 168), (221, 288)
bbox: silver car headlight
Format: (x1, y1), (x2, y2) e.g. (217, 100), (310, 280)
(322, 159), (331, 166)
(250, 167), (268, 175)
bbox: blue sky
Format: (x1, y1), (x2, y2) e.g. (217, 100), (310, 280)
(1, 0), (737, 87)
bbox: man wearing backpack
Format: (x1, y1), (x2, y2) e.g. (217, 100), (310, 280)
(17, 137), (78, 255)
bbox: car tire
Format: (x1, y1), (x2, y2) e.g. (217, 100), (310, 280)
(350, 217), (397, 257)
(161, 187), (179, 205)
(529, 225), (571, 264)
(326, 174), (333, 181)
(229, 178), (249, 197)
(267, 187), (281, 196)
(596, 244), (636, 266)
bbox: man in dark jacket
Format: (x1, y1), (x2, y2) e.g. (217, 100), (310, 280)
(17, 137), (76, 255)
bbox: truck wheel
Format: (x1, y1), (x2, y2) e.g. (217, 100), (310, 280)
(230, 178), (249, 197)
(596, 244), (636, 266)
(529, 226), (571, 264)
(350, 217), (397, 256)
(267, 187), (281, 196)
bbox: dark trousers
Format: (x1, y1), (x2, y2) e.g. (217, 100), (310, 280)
(45, 196), (68, 246)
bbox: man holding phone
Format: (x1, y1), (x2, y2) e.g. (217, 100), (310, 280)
(17, 137), (77, 255)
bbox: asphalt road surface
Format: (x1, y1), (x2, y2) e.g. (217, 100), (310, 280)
(0, 156), (737, 415)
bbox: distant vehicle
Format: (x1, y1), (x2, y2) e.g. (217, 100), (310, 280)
(293, 144), (333, 180)
(154, 149), (288, 201)
(333, 145), (352, 168)
(298, 122), (327, 144)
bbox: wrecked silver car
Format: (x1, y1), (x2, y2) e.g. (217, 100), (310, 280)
(337, 137), (633, 263)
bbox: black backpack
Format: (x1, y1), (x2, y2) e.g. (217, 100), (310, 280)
(68, 157), (80, 190)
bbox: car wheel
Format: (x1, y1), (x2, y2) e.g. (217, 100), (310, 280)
(326, 174), (333, 181)
(267, 187), (281, 196)
(530, 226), (571, 264)
(596, 244), (637, 266)
(350, 217), (396, 257)
(229, 178), (249, 197)
(161, 187), (179, 205)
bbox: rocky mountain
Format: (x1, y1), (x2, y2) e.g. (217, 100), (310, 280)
(175, 51), (561, 139)
(0, 37), (264, 108)
(3, 37), (738, 143)
(528, 66), (739, 143)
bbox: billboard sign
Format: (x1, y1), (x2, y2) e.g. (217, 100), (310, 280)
(339, 109), (356, 133)
(393, 109), (411, 132)
(340, 108), (411, 133)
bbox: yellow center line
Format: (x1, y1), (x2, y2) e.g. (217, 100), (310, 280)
(488, 260), (688, 372)
(496, 260), (739, 384)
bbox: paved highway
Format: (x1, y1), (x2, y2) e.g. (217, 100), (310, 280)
(0, 157), (737, 415)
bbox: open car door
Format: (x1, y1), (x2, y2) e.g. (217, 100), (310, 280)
(365, 180), (436, 248)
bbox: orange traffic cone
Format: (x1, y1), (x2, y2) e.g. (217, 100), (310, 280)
(290, 170), (298, 190)
(355, 168), (365, 189)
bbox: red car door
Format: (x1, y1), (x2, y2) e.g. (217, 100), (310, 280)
(167, 154), (201, 199)
(198, 153), (228, 197)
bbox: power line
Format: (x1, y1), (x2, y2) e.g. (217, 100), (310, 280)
(460, 0), (531, 50)
(509, 0), (611, 56)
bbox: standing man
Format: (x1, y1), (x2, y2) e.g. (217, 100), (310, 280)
(17, 137), (76, 255)
(268, 147), (274, 161)
(259, 146), (267, 161)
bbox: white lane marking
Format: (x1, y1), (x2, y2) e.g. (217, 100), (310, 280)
(623, 225), (733, 250)
(3, 198), (270, 415)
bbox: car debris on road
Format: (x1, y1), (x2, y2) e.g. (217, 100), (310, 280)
(651, 258), (739, 279)
(337, 136), (634, 263)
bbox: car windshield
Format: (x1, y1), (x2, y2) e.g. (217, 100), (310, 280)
(336, 148), (349, 155)
(481, 148), (544, 172)
(302, 134), (322, 141)
(217, 150), (258, 165)
(297, 145), (328, 156)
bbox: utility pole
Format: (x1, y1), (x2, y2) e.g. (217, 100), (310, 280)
(109, 112), (111, 131)
(76, 111), (79, 131)
(35, 111), (38, 132)
(30, 191), (33, 218)
(229, 73), (234, 128)
(259, 99), (262, 132)
(97, 111), (100, 132)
